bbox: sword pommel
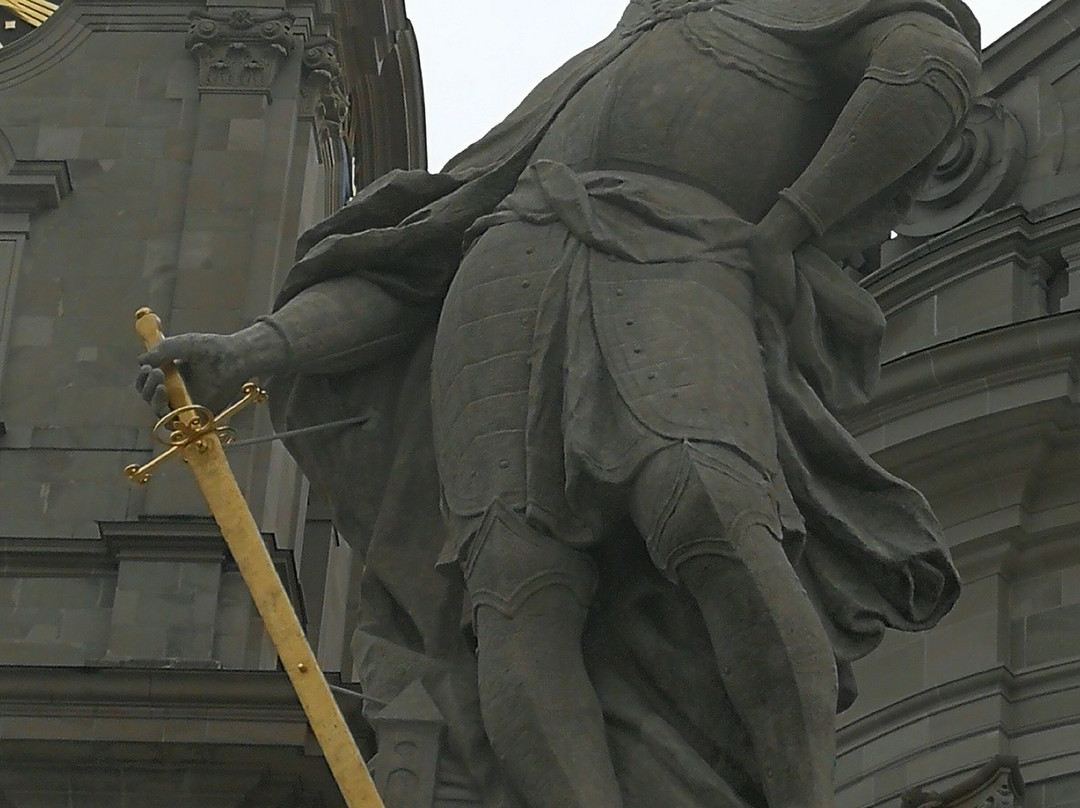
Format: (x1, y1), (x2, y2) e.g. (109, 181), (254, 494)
(135, 307), (164, 351)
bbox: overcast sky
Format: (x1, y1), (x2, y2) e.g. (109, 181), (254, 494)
(407, 0), (1052, 170)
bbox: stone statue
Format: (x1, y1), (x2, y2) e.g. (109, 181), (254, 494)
(136, 1), (981, 806)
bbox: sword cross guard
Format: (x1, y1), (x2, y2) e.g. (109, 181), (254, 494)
(124, 308), (267, 486)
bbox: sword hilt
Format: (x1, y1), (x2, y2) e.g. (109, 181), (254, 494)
(135, 307), (194, 412)
(127, 308), (266, 485)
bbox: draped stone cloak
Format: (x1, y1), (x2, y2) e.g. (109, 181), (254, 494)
(269, 1), (977, 804)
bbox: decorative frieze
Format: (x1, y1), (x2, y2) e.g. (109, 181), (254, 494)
(185, 8), (294, 98)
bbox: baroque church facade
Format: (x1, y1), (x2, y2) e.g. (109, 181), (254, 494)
(0, 0), (1075, 806)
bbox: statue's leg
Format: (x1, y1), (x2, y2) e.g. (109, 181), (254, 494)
(781, 12), (981, 236)
(460, 500), (621, 808)
(630, 444), (837, 808)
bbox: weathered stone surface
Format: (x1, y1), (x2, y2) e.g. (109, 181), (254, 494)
(9, 0), (1080, 806)
(134, 2), (987, 807)
(0, 0), (419, 804)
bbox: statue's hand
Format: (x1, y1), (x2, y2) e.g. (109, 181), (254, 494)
(745, 224), (797, 319)
(135, 332), (257, 417)
(742, 196), (814, 319)
(723, 221), (797, 319)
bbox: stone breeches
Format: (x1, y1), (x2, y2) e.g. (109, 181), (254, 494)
(431, 212), (786, 569)
(456, 439), (785, 617)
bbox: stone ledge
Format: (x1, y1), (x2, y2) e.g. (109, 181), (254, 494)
(0, 519), (305, 623)
(0, 735), (350, 808)
(872, 206), (1042, 311)
(850, 311), (1080, 447)
(0, 534), (114, 575)
(840, 659), (1080, 748)
(99, 518), (306, 624)
(0, 664), (313, 711)
(837, 659), (1080, 797)
(0, 163), (72, 217)
(0, 128), (72, 219)
(872, 202), (1080, 315)
(0, 665), (370, 753)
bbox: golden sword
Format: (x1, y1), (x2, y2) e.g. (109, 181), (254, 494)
(125, 307), (386, 808)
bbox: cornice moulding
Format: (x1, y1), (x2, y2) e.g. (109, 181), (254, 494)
(839, 659), (1080, 748)
(849, 311), (1080, 451)
(0, 521), (303, 610)
(98, 518), (307, 624)
(871, 207), (1042, 311)
(0, 665), (319, 706)
(839, 661), (1078, 797)
(0, 666), (362, 751)
(0, 160), (73, 217)
(0, 2), (87, 89)
(980, 0), (1080, 94)
(0, 0), (331, 94)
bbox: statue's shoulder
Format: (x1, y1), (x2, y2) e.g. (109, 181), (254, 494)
(721, 0), (973, 39)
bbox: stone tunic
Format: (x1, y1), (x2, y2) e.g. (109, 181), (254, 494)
(430, 10), (842, 556)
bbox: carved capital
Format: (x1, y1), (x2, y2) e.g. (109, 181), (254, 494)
(299, 36), (352, 207)
(299, 37), (349, 134)
(185, 9), (295, 98)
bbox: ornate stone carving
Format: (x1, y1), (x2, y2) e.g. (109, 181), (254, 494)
(185, 9), (294, 98)
(299, 37), (348, 129)
(299, 36), (352, 206)
(902, 756), (1025, 808)
(896, 97), (1028, 239)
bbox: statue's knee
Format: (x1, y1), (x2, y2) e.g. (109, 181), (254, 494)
(868, 17), (980, 123)
(463, 500), (597, 623)
(634, 446), (782, 584)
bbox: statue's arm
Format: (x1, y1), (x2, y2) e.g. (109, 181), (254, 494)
(256, 274), (432, 376)
(136, 275), (429, 413)
(754, 11), (980, 256)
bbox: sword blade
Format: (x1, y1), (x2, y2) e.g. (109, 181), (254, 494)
(133, 308), (385, 808)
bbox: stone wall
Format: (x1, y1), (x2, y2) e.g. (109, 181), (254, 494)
(1029, 773), (1080, 808)
(836, 3), (1080, 803)
(0, 522), (302, 668)
(0, 0), (423, 804)
(0, 666), (352, 807)
(0, 0), (322, 538)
